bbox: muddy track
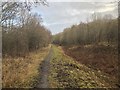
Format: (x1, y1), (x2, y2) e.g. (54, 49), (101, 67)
(36, 47), (52, 88)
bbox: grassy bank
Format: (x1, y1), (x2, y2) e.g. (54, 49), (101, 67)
(62, 44), (118, 84)
(48, 45), (116, 88)
(2, 45), (51, 88)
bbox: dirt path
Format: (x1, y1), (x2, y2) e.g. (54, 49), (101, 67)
(36, 47), (52, 88)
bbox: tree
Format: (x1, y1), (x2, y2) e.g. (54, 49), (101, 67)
(53, 14), (118, 46)
(2, 2), (51, 57)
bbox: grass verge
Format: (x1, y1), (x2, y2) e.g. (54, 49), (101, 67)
(48, 45), (116, 88)
(63, 44), (118, 85)
(2, 45), (51, 88)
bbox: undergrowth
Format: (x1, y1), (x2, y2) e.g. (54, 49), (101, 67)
(48, 45), (116, 88)
(2, 45), (50, 88)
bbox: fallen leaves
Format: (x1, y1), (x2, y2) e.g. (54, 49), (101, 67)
(48, 45), (115, 88)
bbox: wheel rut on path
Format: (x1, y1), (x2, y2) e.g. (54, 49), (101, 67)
(36, 47), (52, 88)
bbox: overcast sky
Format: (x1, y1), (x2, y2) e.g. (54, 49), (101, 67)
(32, 0), (118, 35)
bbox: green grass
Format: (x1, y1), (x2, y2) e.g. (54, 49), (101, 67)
(48, 45), (116, 88)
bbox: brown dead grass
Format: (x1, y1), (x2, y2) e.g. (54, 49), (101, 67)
(62, 44), (118, 85)
(2, 45), (51, 88)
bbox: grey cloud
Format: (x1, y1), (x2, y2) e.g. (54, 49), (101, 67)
(32, 2), (118, 34)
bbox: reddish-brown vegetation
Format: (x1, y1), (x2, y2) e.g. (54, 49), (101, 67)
(62, 44), (118, 83)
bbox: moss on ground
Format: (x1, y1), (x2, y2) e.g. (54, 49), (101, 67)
(48, 45), (116, 88)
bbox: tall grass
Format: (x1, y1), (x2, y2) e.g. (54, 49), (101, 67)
(2, 45), (50, 88)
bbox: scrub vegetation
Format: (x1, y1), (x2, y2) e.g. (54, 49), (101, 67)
(2, 46), (50, 88)
(48, 45), (116, 88)
(2, 2), (51, 88)
(52, 14), (119, 87)
(2, 1), (119, 88)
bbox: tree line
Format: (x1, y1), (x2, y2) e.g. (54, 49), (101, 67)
(53, 14), (118, 46)
(2, 2), (51, 57)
